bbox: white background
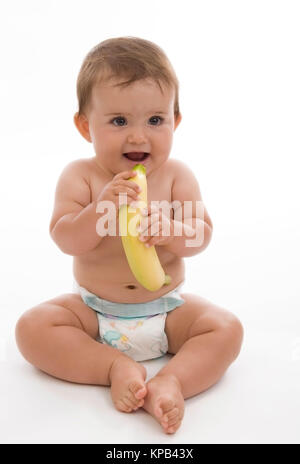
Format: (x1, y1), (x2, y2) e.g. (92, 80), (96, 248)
(0, 0), (299, 444)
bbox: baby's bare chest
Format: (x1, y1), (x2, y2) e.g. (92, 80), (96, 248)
(87, 164), (174, 260)
(73, 163), (180, 300)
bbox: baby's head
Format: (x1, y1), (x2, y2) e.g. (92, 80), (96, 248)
(74, 37), (182, 176)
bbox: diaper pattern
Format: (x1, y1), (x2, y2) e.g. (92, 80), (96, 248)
(97, 312), (168, 362)
(102, 330), (131, 354)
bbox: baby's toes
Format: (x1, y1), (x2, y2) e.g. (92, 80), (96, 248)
(162, 407), (179, 427)
(134, 398), (145, 410)
(154, 398), (175, 423)
(116, 396), (136, 413)
(132, 402), (144, 411)
(128, 381), (147, 400)
(165, 410), (184, 434)
(165, 420), (182, 434)
(125, 392), (146, 411)
(115, 399), (130, 413)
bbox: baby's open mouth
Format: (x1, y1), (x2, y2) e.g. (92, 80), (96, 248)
(123, 152), (150, 161)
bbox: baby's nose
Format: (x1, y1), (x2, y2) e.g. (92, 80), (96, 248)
(127, 132), (147, 144)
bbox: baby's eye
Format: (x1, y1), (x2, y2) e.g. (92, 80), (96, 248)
(110, 115), (164, 127)
(111, 117), (127, 126)
(149, 116), (164, 125)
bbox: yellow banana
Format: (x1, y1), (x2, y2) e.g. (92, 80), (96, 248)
(119, 163), (172, 292)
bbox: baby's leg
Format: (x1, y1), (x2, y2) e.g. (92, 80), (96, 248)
(15, 294), (147, 412)
(143, 293), (244, 434)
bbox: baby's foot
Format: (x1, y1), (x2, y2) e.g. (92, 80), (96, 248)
(142, 373), (185, 434)
(109, 355), (147, 413)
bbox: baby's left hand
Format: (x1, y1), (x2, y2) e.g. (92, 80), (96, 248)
(137, 203), (174, 248)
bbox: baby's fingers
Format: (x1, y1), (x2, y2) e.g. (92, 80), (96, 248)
(116, 170), (137, 180)
(138, 215), (160, 243)
(140, 202), (160, 217)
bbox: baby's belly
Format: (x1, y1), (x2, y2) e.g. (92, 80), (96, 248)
(73, 251), (185, 303)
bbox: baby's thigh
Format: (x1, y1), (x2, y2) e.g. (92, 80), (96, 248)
(164, 293), (241, 354)
(16, 293), (99, 341)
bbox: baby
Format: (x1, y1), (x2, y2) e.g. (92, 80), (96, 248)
(15, 37), (243, 434)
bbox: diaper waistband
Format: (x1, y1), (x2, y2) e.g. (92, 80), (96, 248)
(73, 279), (185, 318)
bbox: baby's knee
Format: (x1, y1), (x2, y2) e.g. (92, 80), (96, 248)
(15, 306), (50, 358)
(220, 314), (244, 359)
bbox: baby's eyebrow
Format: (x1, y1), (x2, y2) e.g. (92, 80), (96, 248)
(104, 111), (168, 116)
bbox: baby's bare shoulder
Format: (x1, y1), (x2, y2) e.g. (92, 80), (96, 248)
(60, 157), (92, 181)
(168, 158), (202, 203)
(166, 158), (193, 184)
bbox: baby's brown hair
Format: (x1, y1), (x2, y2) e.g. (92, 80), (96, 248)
(76, 36), (180, 119)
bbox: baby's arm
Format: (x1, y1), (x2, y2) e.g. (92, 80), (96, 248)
(163, 160), (213, 258)
(49, 160), (104, 255)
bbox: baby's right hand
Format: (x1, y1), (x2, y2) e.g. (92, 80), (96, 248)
(97, 170), (141, 211)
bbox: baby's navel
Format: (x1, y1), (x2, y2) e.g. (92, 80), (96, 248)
(126, 284), (137, 290)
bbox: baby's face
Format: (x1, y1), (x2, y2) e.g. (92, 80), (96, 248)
(77, 77), (181, 177)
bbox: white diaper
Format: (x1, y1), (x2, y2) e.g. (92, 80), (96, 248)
(97, 312), (168, 362)
(73, 280), (185, 362)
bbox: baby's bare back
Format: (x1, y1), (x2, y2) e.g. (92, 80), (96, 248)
(52, 157), (185, 303)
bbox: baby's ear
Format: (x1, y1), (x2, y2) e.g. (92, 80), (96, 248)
(174, 113), (182, 131)
(73, 112), (92, 143)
